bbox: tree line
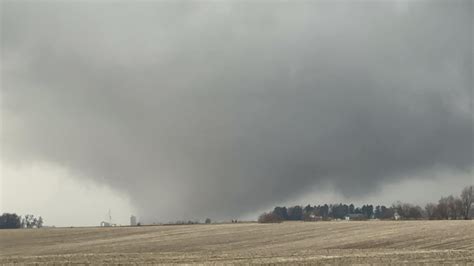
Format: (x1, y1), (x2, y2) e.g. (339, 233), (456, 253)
(0, 213), (44, 229)
(259, 185), (473, 223)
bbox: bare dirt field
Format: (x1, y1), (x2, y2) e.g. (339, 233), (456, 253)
(1, 220), (473, 264)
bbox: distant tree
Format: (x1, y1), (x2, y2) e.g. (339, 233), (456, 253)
(22, 215), (29, 228)
(379, 206), (394, 219)
(287, 206), (304, 220)
(447, 196), (464, 219)
(20, 214), (44, 228)
(259, 185), (472, 222)
(461, 185), (473, 220)
(0, 213), (22, 229)
(392, 202), (404, 217)
(368, 205), (374, 218)
(349, 204), (355, 214)
(342, 204), (350, 217)
(330, 204), (349, 219)
(328, 204), (334, 218)
(272, 207), (289, 220)
(361, 205), (374, 219)
(258, 212), (282, 223)
(444, 195), (463, 219)
(374, 206), (381, 219)
(407, 205), (423, 219)
(320, 204), (329, 218)
(393, 202), (423, 219)
(354, 207), (362, 214)
(437, 197), (450, 219)
(205, 218), (211, 224)
(303, 204), (313, 215)
(424, 203), (437, 220)
(22, 214), (38, 228)
(303, 205), (314, 220)
(37, 217), (44, 228)
(454, 198), (463, 219)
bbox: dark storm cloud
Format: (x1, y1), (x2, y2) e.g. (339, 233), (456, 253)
(1, 1), (472, 221)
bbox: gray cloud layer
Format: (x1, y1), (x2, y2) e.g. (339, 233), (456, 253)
(1, 1), (472, 221)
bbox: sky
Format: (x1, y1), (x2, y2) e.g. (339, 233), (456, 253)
(1, 0), (473, 226)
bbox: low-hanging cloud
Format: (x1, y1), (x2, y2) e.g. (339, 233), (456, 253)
(1, 1), (472, 221)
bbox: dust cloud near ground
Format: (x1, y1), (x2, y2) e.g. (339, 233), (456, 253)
(1, 221), (473, 264)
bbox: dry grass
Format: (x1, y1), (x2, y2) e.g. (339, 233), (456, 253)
(1, 220), (473, 264)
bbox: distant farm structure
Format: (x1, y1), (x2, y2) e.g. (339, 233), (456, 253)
(100, 209), (117, 227)
(305, 214), (323, 221)
(394, 211), (401, 220)
(100, 221), (115, 227)
(345, 214), (367, 221)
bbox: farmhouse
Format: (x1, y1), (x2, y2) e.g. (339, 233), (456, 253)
(344, 214), (367, 221)
(305, 214), (323, 221)
(100, 221), (117, 227)
(394, 212), (401, 220)
(100, 221), (111, 227)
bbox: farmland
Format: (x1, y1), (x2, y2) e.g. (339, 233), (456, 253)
(1, 220), (473, 264)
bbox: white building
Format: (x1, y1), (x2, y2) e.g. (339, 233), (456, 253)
(394, 212), (401, 220)
(100, 221), (112, 227)
(344, 213), (367, 221)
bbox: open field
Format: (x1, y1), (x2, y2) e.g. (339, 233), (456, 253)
(1, 220), (473, 264)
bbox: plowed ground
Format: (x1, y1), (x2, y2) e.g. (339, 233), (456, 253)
(1, 220), (473, 264)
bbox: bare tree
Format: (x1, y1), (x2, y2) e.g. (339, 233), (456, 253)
(21, 214), (43, 228)
(37, 217), (44, 228)
(445, 195), (463, 219)
(258, 212), (282, 223)
(454, 197), (463, 220)
(424, 203), (437, 220)
(392, 202), (422, 220)
(437, 197), (449, 220)
(22, 214), (35, 228)
(460, 185), (473, 220)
